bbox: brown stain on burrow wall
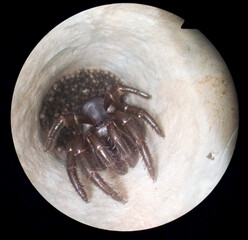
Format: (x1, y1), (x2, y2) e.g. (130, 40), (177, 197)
(196, 74), (238, 146)
(197, 75), (230, 107)
(199, 75), (226, 94)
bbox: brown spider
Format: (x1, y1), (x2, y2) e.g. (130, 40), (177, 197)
(44, 84), (164, 203)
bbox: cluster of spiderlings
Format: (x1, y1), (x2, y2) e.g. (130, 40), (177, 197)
(39, 69), (121, 152)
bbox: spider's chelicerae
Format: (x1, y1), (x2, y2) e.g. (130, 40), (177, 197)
(41, 69), (164, 203)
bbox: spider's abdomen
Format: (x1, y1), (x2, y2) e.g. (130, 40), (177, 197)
(39, 69), (120, 152)
(81, 97), (111, 125)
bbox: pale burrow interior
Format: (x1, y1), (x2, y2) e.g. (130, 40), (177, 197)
(11, 4), (238, 231)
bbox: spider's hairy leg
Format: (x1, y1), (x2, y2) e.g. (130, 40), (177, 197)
(110, 122), (139, 168)
(104, 84), (151, 110)
(114, 84), (151, 98)
(112, 111), (156, 181)
(89, 146), (107, 171)
(107, 122), (131, 174)
(77, 153), (127, 204)
(86, 134), (116, 168)
(121, 104), (165, 137)
(66, 148), (89, 203)
(44, 116), (66, 151)
(44, 113), (87, 152)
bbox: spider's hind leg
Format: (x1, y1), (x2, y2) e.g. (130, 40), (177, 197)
(121, 104), (164, 137)
(104, 84), (150, 110)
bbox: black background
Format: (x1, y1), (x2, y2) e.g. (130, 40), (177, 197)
(1, 0), (246, 239)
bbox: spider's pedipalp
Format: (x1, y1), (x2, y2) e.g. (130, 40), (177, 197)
(86, 134), (115, 169)
(107, 122), (131, 174)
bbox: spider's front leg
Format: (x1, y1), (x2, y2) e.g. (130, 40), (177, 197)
(86, 134), (116, 169)
(66, 135), (126, 203)
(44, 113), (88, 152)
(112, 110), (156, 181)
(107, 122), (133, 171)
(66, 137), (89, 202)
(77, 152), (126, 204)
(44, 116), (66, 152)
(87, 131), (128, 175)
(71, 134), (126, 203)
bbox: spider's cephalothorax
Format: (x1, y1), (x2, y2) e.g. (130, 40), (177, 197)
(40, 69), (164, 203)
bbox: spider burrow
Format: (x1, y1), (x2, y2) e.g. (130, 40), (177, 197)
(39, 69), (164, 204)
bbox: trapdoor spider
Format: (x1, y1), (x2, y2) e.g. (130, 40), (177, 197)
(44, 83), (164, 203)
